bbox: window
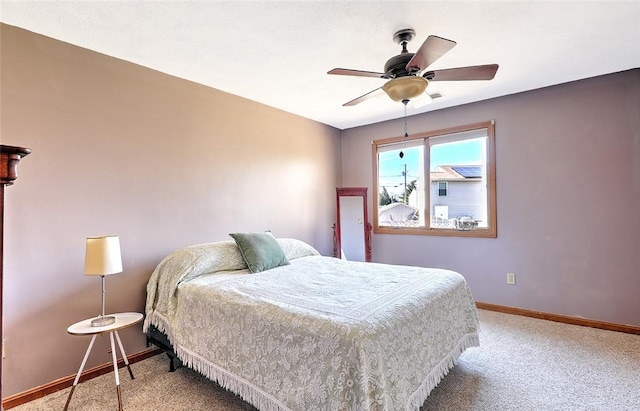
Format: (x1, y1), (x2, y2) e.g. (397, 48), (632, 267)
(373, 121), (496, 237)
(438, 182), (448, 196)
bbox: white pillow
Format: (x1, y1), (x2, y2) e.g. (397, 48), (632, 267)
(277, 238), (321, 260)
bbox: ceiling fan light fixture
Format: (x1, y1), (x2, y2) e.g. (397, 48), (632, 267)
(382, 76), (428, 102)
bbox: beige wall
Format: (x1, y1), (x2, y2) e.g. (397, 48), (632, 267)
(342, 68), (640, 328)
(0, 24), (341, 396)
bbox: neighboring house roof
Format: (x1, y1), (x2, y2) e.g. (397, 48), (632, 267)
(379, 202), (418, 222)
(430, 165), (481, 181)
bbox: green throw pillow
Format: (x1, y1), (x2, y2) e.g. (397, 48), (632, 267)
(229, 232), (290, 273)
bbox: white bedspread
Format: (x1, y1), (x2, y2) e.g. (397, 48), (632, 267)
(144, 247), (479, 411)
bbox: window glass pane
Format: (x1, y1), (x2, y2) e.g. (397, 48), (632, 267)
(377, 143), (425, 228)
(429, 137), (487, 230)
(438, 182), (447, 196)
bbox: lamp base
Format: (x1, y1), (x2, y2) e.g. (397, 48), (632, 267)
(91, 315), (116, 327)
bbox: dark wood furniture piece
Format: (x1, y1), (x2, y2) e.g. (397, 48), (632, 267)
(333, 187), (372, 262)
(1, 145), (31, 408)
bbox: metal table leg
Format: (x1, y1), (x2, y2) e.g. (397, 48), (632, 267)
(64, 334), (97, 411)
(109, 332), (123, 411)
(114, 330), (134, 380)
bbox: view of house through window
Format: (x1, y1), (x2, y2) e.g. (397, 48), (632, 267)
(373, 121), (496, 237)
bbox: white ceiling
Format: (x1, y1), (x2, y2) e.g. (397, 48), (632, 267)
(1, 1), (639, 130)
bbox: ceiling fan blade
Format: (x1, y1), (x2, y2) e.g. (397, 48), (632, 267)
(328, 68), (387, 78)
(405, 35), (457, 72)
(343, 88), (384, 106)
(425, 64), (499, 81)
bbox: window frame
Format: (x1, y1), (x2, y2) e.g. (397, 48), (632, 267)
(372, 120), (497, 238)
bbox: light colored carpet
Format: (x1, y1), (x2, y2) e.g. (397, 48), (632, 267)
(12, 310), (640, 410)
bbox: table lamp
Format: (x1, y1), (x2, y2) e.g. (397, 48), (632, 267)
(84, 235), (122, 327)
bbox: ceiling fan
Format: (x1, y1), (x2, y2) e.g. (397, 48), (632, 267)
(328, 29), (499, 106)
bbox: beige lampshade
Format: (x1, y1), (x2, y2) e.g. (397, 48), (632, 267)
(84, 235), (123, 276)
(382, 76), (429, 102)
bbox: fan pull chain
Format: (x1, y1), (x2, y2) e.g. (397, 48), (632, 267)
(404, 99), (408, 138)
(399, 99), (409, 159)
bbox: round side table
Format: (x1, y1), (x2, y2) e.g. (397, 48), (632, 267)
(64, 312), (143, 411)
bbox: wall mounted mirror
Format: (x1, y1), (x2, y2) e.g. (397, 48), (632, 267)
(333, 187), (372, 262)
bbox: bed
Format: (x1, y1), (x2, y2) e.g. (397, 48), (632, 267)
(143, 233), (479, 411)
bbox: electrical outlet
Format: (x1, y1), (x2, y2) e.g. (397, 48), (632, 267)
(507, 272), (516, 285)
